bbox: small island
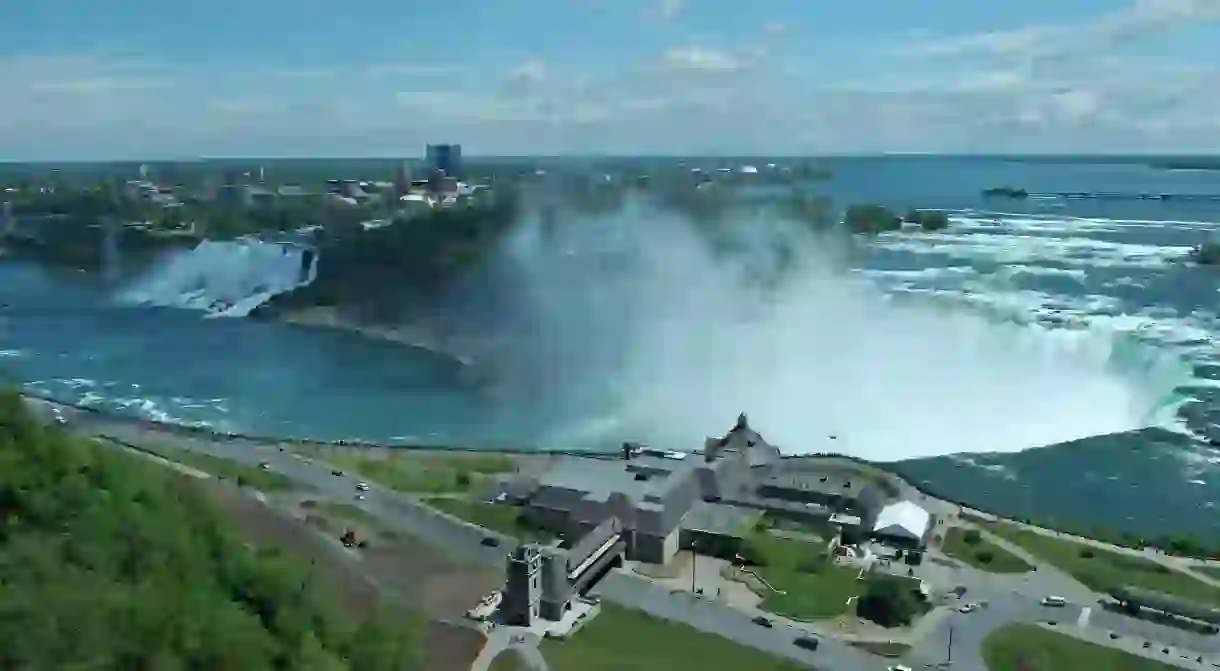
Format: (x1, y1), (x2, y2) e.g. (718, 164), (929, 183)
(982, 186), (1029, 199)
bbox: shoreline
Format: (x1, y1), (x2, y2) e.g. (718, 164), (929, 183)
(18, 390), (1220, 556)
(268, 305), (479, 365)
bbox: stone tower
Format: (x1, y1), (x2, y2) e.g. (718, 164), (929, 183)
(502, 544), (542, 626)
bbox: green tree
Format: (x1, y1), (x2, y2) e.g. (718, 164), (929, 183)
(843, 204), (901, 235)
(0, 390), (420, 670)
(856, 577), (925, 628)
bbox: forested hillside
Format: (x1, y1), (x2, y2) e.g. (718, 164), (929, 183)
(0, 392), (420, 669)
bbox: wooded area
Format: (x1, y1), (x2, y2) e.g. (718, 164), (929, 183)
(0, 391), (421, 669)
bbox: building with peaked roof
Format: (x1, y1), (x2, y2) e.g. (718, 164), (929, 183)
(871, 500), (932, 549)
(519, 414), (777, 563)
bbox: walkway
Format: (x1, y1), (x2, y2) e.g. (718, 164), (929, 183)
(469, 629), (550, 671)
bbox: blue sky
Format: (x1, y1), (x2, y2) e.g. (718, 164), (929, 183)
(1, 0), (1219, 159)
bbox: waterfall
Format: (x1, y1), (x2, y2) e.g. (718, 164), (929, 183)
(119, 237), (319, 317)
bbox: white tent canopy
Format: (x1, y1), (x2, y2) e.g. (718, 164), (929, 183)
(872, 501), (931, 542)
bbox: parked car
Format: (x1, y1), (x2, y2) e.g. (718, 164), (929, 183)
(480, 537), (500, 547)
(1041, 595), (1067, 607)
(331, 469), (344, 476)
(355, 482), (369, 491)
(958, 603), (979, 614)
(258, 462), (270, 470)
(793, 636), (819, 651)
(751, 616), (772, 628)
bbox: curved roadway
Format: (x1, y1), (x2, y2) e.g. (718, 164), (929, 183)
(39, 403), (1217, 671)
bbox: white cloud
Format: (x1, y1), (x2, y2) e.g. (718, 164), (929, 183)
(651, 0), (687, 21)
(2, 2), (1220, 159)
(658, 46), (750, 73)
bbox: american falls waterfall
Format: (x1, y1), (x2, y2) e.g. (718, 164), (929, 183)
(119, 238), (318, 317)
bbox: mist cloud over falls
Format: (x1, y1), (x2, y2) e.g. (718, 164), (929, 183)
(461, 199), (1182, 460)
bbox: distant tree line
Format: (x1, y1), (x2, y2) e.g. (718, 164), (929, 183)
(0, 391), (421, 669)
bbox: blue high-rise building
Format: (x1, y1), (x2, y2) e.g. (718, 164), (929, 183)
(425, 144), (462, 179)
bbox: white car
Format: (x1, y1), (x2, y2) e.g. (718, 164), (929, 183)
(1041, 595), (1067, 607)
(958, 603), (979, 614)
(355, 482), (369, 492)
(888, 665), (913, 671)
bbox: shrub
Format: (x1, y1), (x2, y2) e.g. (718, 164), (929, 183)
(976, 550), (995, 564)
(856, 577), (925, 628)
(0, 390), (421, 669)
(843, 204), (901, 235)
(962, 529), (982, 545)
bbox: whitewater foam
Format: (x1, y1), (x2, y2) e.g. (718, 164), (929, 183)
(470, 200), (1186, 460)
(120, 238), (317, 317)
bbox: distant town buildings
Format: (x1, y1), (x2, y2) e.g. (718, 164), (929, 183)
(426, 143), (462, 180)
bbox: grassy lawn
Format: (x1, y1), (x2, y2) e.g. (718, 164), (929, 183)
(988, 523), (1220, 605)
(300, 500), (389, 535)
(1196, 565), (1220, 580)
(422, 497), (547, 540)
(322, 451), (516, 494)
(982, 623), (1182, 671)
(941, 527), (1033, 574)
(138, 443), (295, 491)
(540, 603), (807, 671)
(746, 534), (863, 621)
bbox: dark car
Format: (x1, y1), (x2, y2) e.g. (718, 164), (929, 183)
(480, 537), (501, 547)
(751, 616), (772, 628)
(793, 636), (819, 651)
(331, 469), (343, 476)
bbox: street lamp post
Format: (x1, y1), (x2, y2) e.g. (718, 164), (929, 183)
(691, 544), (697, 594)
(947, 620), (955, 666)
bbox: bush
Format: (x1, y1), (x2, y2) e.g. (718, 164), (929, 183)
(843, 204), (901, 235)
(1079, 548), (1095, 559)
(796, 554), (828, 574)
(737, 538), (768, 566)
(976, 550), (995, 564)
(0, 391), (420, 669)
(903, 209), (950, 231)
(962, 529), (982, 545)
(856, 577), (925, 628)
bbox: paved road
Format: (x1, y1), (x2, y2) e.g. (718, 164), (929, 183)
(60, 415), (859, 668)
(593, 572), (894, 670)
(470, 629), (551, 671)
(909, 598), (1080, 671)
(52, 406), (1219, 670)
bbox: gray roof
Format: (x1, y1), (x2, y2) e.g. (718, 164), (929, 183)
(758, 471), (872, 499)
(680, 500), (762, 537)
(565, 517), (621, 567)
(534, 455), (695, 505)
(708, 415), (782, 467)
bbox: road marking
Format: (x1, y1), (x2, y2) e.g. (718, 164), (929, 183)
(1077, 606), (1091, 627)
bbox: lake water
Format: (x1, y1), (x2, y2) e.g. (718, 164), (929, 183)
(2, 155), (1219, 540)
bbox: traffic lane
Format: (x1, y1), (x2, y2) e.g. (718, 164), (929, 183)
(1090, 605), (1220, 654)
(82, 423), (513, 564)
(593, 572), (890, 670)
(910, 597), (1080, 671)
